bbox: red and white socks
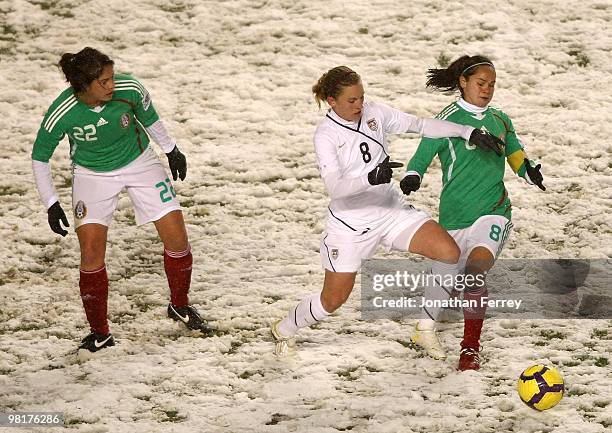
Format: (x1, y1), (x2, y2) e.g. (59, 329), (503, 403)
(164, 245), (193, 308)
(79, 265), (110, 335)
(79, 245), (193, 335)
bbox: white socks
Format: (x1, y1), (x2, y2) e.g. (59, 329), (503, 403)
(417, 318), (436, 331)
(418, 260), (461, 328)
(277, 292), (330, 337)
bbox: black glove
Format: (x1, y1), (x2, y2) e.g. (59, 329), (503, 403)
(524, 158), (546, 191)
(166, 146), (187, 181)
(469, 129), (505, 157)
(400, 174), (421, 196)
(368, 156), (404, 185)
(47, 201), (69, 237)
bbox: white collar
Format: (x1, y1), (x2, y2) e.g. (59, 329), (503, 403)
(457, 98), (488, 114)
(327, 108), (360, 126)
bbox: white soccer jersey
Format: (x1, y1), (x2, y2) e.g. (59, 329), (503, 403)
(314, 101), (473, 234)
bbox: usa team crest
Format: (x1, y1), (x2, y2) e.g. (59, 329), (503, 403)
(367, 118), (378, 131)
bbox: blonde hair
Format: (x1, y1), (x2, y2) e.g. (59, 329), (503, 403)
(312, 66), (361, 108)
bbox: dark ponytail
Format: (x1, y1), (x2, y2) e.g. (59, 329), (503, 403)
(58, 47), (114, 93)
(426, 55), (494, 94)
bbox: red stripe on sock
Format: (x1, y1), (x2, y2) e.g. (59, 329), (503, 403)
(164, 250), (192, 308)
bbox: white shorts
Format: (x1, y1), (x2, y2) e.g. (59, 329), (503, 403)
(450, 214), (514, 268)
(71, 147), (181, 228)
(320, 205), (431, 273)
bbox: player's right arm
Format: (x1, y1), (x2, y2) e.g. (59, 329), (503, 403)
(401, 136), (444, 195)
(31, 103), (68, 210)
(314, 128), (371, 200)
(314, 126), (399, 199)
(32, 100), (71, 236)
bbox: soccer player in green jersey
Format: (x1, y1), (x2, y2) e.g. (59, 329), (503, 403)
(31, 47), (211, 352)
(401, 55), (545, 370)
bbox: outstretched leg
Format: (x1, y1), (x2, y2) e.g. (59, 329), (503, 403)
(272, 271), (356, 355)
(402, 220), (460, 359)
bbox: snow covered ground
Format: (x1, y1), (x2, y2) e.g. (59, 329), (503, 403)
(0, 0), (610, 432)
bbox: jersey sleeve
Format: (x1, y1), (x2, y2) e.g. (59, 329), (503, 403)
(117, 75), (160, 127)
(32, 160), (59, 209)
(375, 102), (473, 139)
(31, 101), (66, 208)
(375, 102), (420, 134)
(31, 108), (66, 163)
(314, 128), (370, 199)
(406, 136), (444, 180)
(145, 120), (177, 153)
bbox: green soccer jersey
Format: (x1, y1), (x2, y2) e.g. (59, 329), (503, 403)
(32, 74), (160, 172)
(406, 100), (530, 230)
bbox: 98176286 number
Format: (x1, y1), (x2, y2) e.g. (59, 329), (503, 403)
(1, 412), (64, 426)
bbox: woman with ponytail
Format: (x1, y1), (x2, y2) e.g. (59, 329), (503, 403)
(403, 55), (546, 370)
(32, 47), (211, 353)
(270, 65), (506, 356)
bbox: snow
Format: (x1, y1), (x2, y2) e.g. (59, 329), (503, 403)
(0, 0), (610, 432)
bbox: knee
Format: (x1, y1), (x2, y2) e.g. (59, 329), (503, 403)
(463, 267), (487, 294)
(321, 292), (349, 313)
(441, 242), (461, 265)
(159, 222), (189, 252)
(163, 238), (189, 253)
(80, 246), (105, 270)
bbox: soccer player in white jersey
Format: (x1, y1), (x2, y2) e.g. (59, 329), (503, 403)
(31, 47), (212, 352)
(270, 66), (506, 356)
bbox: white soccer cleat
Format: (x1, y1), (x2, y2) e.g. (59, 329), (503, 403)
(410, 325), (447, 360)
(271, 320), (291, 357)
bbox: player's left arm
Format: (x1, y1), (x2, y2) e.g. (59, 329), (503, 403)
(503, 113), (545, 191)
(128, 76), (187, 181)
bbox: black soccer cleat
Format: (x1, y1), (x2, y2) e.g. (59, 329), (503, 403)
(78, 332), (115, 352)
(167, 304), (214, 335)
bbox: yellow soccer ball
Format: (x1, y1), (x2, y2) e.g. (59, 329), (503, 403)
(517, 364), (565, 410)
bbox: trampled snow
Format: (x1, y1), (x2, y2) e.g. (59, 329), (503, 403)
(0, 0), (610, 432)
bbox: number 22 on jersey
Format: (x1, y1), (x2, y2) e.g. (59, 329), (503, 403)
(72, 125), (97, 141)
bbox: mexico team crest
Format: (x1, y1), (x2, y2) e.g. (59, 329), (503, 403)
(120, 112), (130, 128)
(74, 200), (87, 220)
(367, 118), (378, 131)
(331, 248), (339, 260)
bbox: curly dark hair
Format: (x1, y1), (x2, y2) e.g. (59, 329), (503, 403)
(58, 47), (114, 93)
